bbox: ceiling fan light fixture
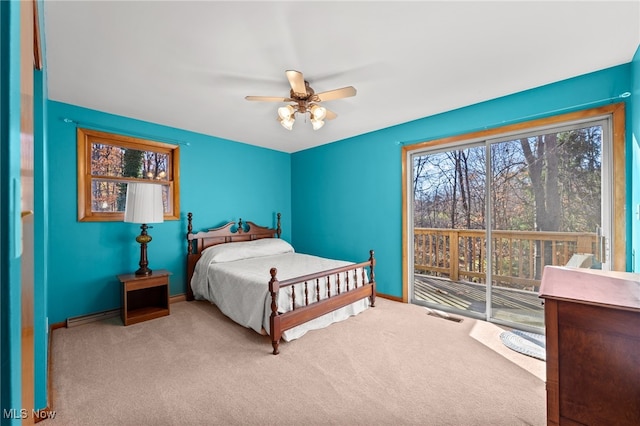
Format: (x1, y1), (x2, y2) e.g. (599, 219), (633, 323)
(311, 118), (325, 130)
(310, 104), (326, 121)
(279, 116), (295, 130)
(278, 105), (295, 120)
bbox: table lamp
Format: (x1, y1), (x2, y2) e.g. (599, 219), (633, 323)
(124, 182), (164, 276)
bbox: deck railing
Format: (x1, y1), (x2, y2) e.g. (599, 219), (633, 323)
(414, 228), (597, 289)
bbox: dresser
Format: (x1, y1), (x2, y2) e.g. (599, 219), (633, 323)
(539, 266), (640, 426)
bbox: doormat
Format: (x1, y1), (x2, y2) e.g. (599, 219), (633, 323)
(499, 330), (546, 361)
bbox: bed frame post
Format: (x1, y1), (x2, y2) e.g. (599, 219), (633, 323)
(269, 267), (282, 355)
(369, 250), (376, 307)
(276, 212), (281, 238)
(187, 213), (193, 254)
(186, 212), (195, 301)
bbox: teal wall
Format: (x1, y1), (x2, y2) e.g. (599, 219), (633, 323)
(0, 1), (23, 421)
(33, 70), (49, 410)
(291, 64), (634, 299)
(46, 101), (291, 324)
(290, 131), (401, 296)
(631, 45), (640, 273)
(33, 0), (49, 411)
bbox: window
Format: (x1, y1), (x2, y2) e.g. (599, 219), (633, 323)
(77, 128), (180, 222)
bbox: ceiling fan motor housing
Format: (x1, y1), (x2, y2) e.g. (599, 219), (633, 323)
(291, 81), (315, 100)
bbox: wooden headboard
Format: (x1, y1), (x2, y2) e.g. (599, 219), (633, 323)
(185, 212), (282, 300)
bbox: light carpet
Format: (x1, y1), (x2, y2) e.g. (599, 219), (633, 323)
(47, 298), (546, 425)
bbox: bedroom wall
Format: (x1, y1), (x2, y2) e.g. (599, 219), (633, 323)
(291, 63), (635, 299)
(46, 101), (292, 324)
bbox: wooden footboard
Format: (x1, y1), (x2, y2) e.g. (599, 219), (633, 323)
(268, 250), (376, 355)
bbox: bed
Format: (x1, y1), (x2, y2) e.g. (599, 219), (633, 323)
(186, 212), (376, 354)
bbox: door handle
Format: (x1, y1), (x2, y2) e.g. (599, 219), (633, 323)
(594, 226), (606, 264)
(595, 226), (602, 263)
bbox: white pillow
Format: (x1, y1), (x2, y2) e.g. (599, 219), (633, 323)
(202, 238), (294, 263)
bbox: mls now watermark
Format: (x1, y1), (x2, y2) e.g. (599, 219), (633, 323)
(3, 408), (57, 420)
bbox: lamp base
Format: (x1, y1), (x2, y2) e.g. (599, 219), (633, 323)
(134, 223), (153, 276)
(135, 267), (153, 276)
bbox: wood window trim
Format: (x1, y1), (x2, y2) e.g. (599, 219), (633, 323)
(401, 102), (626, 302)
(77, 128), (180, 222)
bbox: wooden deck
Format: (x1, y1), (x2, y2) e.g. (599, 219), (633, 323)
(413, 274), (544, 328)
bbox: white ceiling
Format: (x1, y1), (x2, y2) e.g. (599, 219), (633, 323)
(43, 1), (640, 153)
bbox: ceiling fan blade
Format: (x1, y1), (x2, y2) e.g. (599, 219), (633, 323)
(315, 86), (357, 102)
(285, 70), (307, 96)
(324, 109), (337, 120)
(245, 96), (292, 102)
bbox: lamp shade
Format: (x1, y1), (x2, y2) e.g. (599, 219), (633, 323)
(124, 183), (164, 224)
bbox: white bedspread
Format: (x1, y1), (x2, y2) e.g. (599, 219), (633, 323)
(191, 251), (370, 341)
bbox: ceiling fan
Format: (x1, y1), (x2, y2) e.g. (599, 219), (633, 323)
(245, 70), (357, 130)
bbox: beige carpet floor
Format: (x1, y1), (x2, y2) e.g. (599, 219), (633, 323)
(48, 298), (546, 425)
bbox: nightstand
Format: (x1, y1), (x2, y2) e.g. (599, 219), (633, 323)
(117, 269), (171, 326)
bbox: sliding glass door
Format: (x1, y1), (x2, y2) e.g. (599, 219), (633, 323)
(410, 115), (612, 332)
(412, 145), (488, 318)
(487, 121), (608, 328)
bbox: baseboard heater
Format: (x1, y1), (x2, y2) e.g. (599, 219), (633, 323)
(66, 309), (120, 328)
(65, 295), (184, 328)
